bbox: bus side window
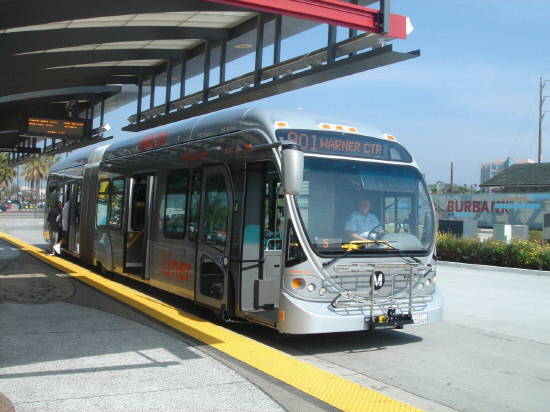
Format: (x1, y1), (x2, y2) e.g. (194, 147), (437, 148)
(96, 179), (109, 228)
(131, 182), (146, 231)
(47, 185), (57, 209)
(189, 169), (202, 241)
(164, 170), (188, 237)
(109, 178), (124, 229)
(75, 183), (82, 224)
(202, 174), (228, 252)
(286, 221), (306, 267)
(264, 178), (283, 250)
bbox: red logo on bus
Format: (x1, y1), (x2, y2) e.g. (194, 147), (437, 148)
(181, 151), (208, 162)
(138, 131), (168, 151)
(162, 251), (191, 281)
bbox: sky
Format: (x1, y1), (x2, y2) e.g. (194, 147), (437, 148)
(103, 0), (550, 186)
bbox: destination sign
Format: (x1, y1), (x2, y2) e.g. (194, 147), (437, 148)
(276, 130), (412, 162)
(21, 115), (89, 139)
(0, 146), (41, 154)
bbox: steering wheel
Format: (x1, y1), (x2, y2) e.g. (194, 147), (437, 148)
(366, 223), (385, 241)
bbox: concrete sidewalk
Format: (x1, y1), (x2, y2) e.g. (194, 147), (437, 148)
(0, 240), (287, 412)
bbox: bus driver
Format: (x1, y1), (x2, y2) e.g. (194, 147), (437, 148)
(344, 197), (383, 241)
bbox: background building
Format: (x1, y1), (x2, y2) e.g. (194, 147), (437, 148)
(480, 157), (534, 193)
(480, 163), (550, 193)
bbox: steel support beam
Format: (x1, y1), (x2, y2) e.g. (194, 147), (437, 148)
(327, 25), (337, 63)
(207, 0), (408, 38)
(180, 52), (188, 99)
(202, 41), (212, 105)
(150, 72), (156, 111)
(220, 40), (227, 84)
(274, 15), (282, 66)
(254, 14), (265, 86)
(165, 60), (173, 115)
(136, 74), (144, 124)
(100, 99), (105, 126)
(124, 45), (419, 131)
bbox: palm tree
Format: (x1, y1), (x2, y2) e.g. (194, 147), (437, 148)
(0, 153), (17, 191)
(44, 155), (60, 173)
(42, 155), (60, 203)
(21, 155), (60, 202)
(22, 157), (43, 201)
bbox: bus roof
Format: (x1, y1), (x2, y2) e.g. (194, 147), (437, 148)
(103, 106), (386, 158)
(51, 106), (394, 172)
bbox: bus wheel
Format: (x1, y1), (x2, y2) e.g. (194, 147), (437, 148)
(97, 262), (111, 278)
(214, 304), (227, 322)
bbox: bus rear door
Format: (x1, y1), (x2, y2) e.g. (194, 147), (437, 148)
(195, 165), (233, 312)
(72, 182), (82, 255)
(64, 181), (80, 255)
(125, 174), (155, 279)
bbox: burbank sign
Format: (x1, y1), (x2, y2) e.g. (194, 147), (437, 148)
(431, 193), (549, 230)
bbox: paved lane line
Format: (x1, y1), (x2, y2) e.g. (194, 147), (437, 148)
(0, 233), (421, 412)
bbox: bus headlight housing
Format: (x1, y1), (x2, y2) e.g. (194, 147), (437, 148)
(292, 278), (305, 290)
(285, 275), (332, 300)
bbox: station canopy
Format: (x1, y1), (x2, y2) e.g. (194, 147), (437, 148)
(0, 0), (418, 165)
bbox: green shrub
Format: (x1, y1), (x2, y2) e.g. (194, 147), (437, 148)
(529, 230), (543, 245)
(436, 232), (550, 271)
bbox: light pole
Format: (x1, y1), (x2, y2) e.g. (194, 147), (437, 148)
(539, 77), (549, 163)
(16, 165), (20, 201)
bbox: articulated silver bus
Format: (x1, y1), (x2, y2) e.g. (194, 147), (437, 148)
(44, 107), (442, 334)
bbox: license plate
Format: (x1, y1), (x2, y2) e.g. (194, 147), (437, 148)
(412, 314), (428, 325)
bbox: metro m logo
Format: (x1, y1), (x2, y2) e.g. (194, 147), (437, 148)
(370, 271), (385, 290)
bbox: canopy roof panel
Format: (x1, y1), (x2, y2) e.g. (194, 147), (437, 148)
(0, 0), (416, 165)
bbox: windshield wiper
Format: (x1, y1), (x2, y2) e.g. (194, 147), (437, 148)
(322, 244), (366, 267)
(368, 239), (422, 264)
(322, 239), (421, 268)
(385, 246), (421, 264)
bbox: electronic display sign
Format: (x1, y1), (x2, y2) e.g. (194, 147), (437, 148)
(21, 115), (90, 139)
(276, 130), (412, 162)
(0, 146), (41, 154)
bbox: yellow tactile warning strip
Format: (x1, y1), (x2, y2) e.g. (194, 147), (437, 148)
(0, 232), (421, 412)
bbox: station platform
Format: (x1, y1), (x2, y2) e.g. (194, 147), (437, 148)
(0, 222), (421, 412)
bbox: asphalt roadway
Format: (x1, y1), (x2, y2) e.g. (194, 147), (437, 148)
(1, 213), (550, 411)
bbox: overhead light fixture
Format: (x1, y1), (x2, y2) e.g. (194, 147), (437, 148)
(95, 123), (111, 137)
(235, 43), (253, 49)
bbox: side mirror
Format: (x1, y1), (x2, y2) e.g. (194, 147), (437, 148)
(281, 142), (304, 195)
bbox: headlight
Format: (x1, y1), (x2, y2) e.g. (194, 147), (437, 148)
(291, 278), (305, 290)
(285, 276), (331, 300)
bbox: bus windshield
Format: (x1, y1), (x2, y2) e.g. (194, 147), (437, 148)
(296, 158), (435, 255)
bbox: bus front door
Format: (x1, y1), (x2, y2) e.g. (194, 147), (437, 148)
(64, 182), (79, 254)
(71, 182), (82, 255)
(124, 175), (155, 279)
(195, 165), (233, 312)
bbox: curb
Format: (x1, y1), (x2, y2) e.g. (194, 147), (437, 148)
(437, 261), (550, 277)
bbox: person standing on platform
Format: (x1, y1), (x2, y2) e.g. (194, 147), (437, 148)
(47, 200), (62, 255)
(53, 200), (70, 255)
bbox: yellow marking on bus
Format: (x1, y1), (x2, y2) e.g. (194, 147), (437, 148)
(126, 229), (144, 248)
(342, 240), (391, 250)
(0, 232), (421, 412)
